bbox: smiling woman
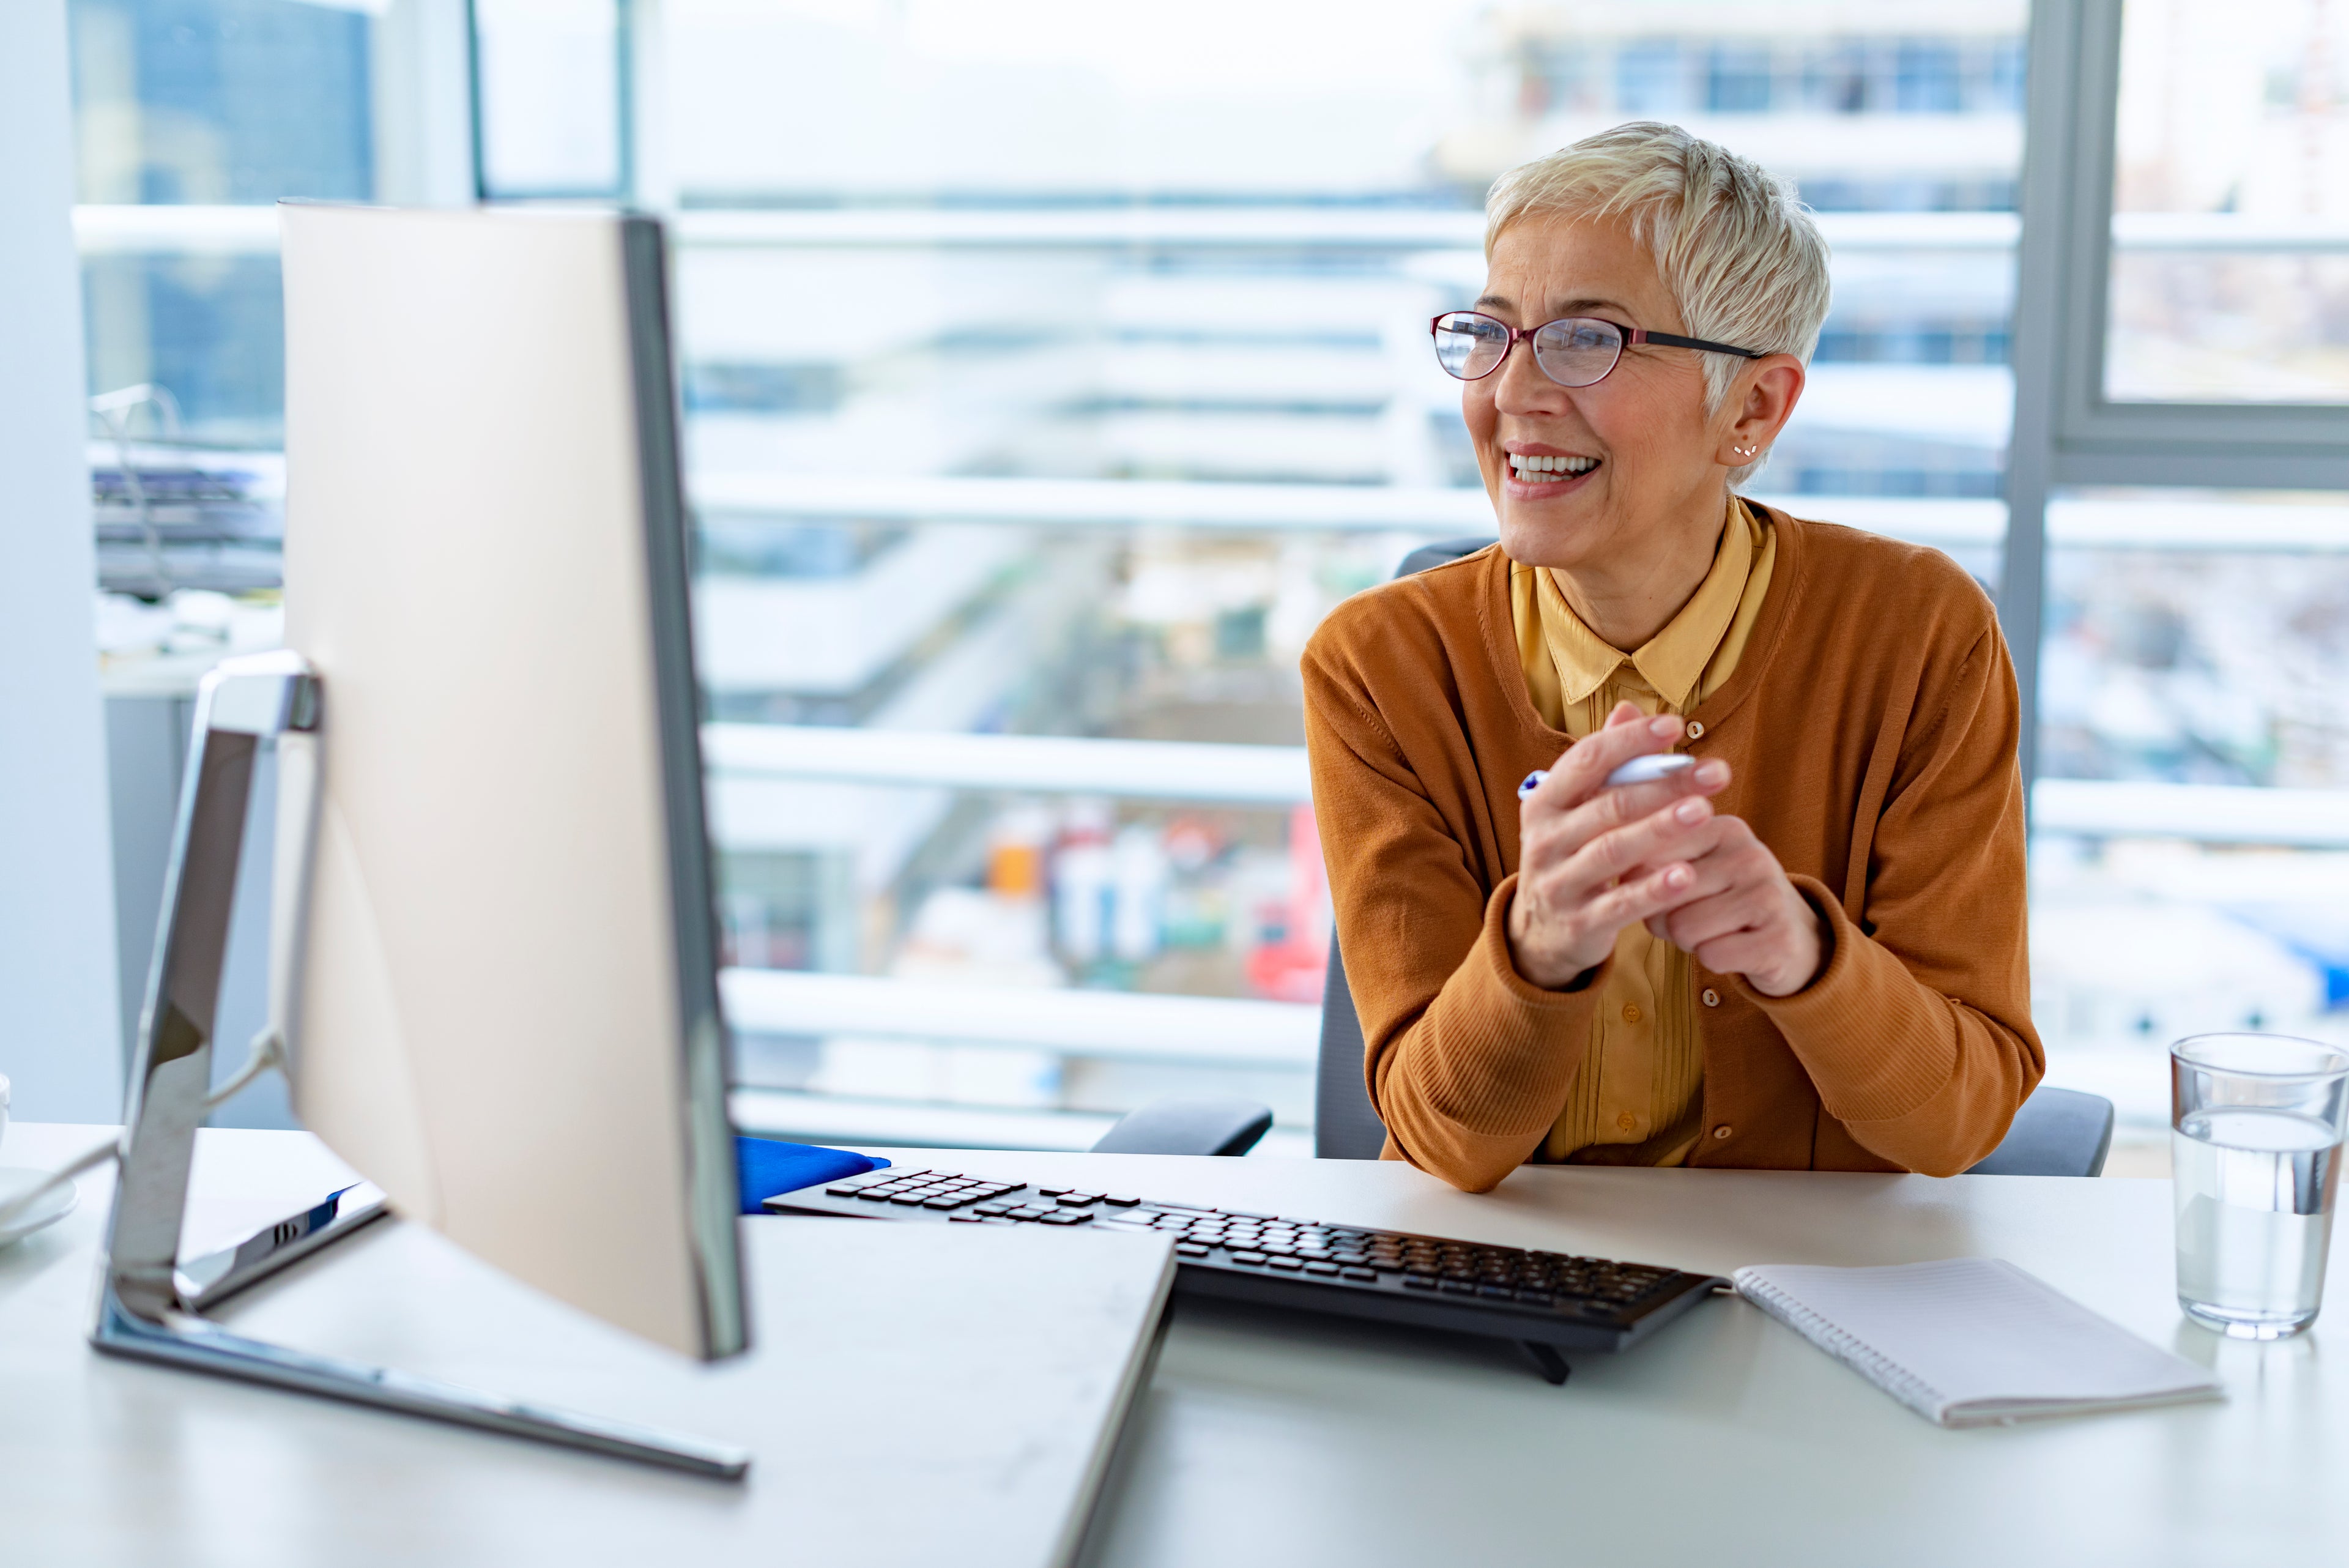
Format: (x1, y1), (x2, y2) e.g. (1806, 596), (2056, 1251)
(1302, 122), (2043, 1192)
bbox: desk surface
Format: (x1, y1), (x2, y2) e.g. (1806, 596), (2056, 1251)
(0, 1124), (1171, 1568)
(4, 1126), (2343, 1566)
(887, 1145), (2342, 1567)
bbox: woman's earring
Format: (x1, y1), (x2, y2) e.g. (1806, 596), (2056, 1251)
(1733, 443), (1757, 457)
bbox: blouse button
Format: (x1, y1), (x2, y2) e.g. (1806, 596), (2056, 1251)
(1700, 988), (1720, 1007)
(1713, 1125), (1733, 1140)
(1617, 1112), (1638, 1133)
(1685, 719), (1705, 740)
(1621, 1003), (1642, 1024)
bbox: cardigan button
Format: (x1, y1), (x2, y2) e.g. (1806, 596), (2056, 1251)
(1685, 719), (1705, 740)
(1712, 1125), (1733, 1140)
(1701, 987), (1720, 1007)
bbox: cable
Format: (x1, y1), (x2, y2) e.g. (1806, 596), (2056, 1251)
(0, 1025), (286, 1233)
(202, 1027), (284, 1113)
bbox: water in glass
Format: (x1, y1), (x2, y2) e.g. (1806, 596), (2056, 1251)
(2173, 1107), (2339, 1338)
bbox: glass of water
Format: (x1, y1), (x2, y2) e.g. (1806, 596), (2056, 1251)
(2173, 1033), (2349, 1339)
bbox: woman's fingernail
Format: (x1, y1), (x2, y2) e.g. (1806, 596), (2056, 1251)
(1649, 716), (1681, 737)
(1696, 760), (1729, 786)
(1666, 865), (1691, 887)
(1675, 798), (1707, 823)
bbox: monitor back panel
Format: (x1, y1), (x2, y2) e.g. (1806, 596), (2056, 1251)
(280, 203), (741, 1359)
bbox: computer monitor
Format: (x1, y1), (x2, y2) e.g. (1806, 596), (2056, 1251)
(276, 203), (744, 1361)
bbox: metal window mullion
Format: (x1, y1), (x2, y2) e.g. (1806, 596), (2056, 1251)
(2001, 0), (2096, 799)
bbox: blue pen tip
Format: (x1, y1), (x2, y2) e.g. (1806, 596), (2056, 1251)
(1517, 771), (1545, 800)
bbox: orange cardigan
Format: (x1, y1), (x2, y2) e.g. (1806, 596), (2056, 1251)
(1301, 511), (2042, 1191)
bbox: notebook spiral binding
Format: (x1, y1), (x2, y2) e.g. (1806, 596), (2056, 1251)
(1735, 1276), (1948, 1422)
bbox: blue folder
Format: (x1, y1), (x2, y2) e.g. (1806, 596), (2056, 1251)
(735, 1135), (891, 1216)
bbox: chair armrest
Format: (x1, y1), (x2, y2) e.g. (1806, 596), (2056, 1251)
(1089, 1096), (1273, 1157)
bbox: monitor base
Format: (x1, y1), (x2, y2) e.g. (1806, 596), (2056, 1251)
(92, 1286), (750, 1479)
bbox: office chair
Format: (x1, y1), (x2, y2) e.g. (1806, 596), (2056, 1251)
(1091, 533), (2115, 1178)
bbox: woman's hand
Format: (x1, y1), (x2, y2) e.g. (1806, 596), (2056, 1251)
(1507, 704), (1731, 989)
(1640, 814), (1827, 998)
(1510, 702), (1828, 997)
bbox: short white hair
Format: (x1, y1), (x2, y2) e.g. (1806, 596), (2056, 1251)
(1484, 121), (1831, 488)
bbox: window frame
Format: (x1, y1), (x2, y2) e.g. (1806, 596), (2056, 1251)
(2001, 0), (2349, 787)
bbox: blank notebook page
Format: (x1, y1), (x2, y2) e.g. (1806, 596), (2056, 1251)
(1733, 1258), (2222, 1427)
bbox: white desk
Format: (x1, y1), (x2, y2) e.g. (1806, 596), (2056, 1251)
(895, 1146), (2347, 1567)
(4, 1126), (2345, 1565)
(0, 1124), (1170, 1568)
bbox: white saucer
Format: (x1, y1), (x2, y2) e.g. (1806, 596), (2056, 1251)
(0, 1167), (78, 1246)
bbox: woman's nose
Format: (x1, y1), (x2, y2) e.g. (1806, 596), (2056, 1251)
(1491, 337), (1568, 417)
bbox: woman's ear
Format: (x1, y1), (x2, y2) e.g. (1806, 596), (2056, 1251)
(1716, 354), (1805, 467)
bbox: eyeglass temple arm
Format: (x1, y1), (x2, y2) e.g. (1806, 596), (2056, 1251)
(1627, 328), (1768, 360)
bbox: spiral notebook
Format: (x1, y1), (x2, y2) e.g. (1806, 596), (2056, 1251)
(1733, 1258), (2222, 1427)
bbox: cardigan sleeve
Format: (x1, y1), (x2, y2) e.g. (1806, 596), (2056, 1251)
(1302, 634), (1602, 1192)
(1732, 622), (2044, 1176)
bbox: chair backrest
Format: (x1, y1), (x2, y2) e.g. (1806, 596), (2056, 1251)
(1315, 934), (1389, 1159)
(1312, 532), (2117, 1177)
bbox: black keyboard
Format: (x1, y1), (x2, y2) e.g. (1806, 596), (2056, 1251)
(766, 1166), (1723, 1384)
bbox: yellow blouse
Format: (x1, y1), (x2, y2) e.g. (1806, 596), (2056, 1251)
(1508, 497), (1776, 1166)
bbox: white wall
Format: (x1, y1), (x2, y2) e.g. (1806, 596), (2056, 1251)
(0, 0), (125, 1121)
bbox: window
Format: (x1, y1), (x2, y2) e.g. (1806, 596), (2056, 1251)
(2005, 0), (2349, 1162)
(470, 0), (626, 200)
(653, 0), (2027, 1150)
(71, 0), (374, 445)
(2104, 0), (2349, 404)
(76, 0), (2084, 1156)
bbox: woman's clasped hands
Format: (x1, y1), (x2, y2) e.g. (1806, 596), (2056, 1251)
(1507, 701), (1826, 997)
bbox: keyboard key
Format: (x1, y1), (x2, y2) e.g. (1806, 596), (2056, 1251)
(1039, 1211), (1093, 1226)
(1516, 1290), (1554, 1306)
(973, 1203), (1014, 1217)
(948, 1214), (985, 1224)
(888, 1193), (932, 1206)
(1304, 1261), (1341, 1277)
(823, 1184), (867, 1196)
(1037, 1187), (1072, 1197)
(922, 1196), (970, 1210)
(1341, 1268), (1377, 1282)
(1176, 1243), (1210, 1258)
(1102, 1195), (1141, 1207)
(1438, 1280), (1477, 1295)
(1267, 1257), (1305, 1271)
(1056, 1194), (1101, 1208)
(1478, 1285), (1514, 1300)
(854, 1189), (899, 1203)
(1220, 1209), (1275, 1221)
(1402, 1275), (1438, 1290)
(1230, 1252), (1268, 1266)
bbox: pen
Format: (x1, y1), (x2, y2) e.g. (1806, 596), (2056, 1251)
(1518, 752), (1694, 800)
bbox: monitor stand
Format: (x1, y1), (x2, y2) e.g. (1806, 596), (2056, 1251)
(91, 652), (749, 1479)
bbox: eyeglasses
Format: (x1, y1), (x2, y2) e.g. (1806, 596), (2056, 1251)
(1430, 311), (1766, 388)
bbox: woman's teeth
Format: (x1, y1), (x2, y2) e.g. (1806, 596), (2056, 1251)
(1508, 453), (1599, 482)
